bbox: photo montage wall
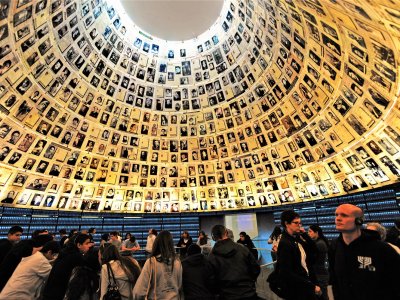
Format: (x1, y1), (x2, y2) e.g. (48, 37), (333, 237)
(0, 0), (400, 213)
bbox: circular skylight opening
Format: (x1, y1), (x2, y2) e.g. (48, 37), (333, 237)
(119, 0), (225, 41)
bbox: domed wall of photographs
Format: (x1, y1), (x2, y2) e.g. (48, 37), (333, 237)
(0, 0), (399, 213)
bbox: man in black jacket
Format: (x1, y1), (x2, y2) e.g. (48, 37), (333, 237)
(329, 204), (400, 300)
(182, 244), (215, 300)
(0, 225), (23, 265)
(206, 224), (260, 300)
(276, 209), (320, 300)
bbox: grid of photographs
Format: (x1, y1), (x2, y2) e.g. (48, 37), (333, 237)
(0, 0), (399, 213)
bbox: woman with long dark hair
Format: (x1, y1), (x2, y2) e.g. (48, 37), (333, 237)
(196, 230), (211, 256)
(177, 231), (193, 258)
(268, 226), (282, 261)
(133, 230), (183, 299)
(308, 224), (329, 300)
(99, 244), (141, 300)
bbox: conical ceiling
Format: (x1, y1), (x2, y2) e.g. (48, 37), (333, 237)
(0, 0), (399, 213)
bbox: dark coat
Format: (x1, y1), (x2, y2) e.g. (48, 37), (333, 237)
(206, 238), (260, 300)
(386, 225), (400, 248)
(0, 239), (34, 292)
(0, 238), (12, 265)
(329, 229), (400, 300)
(237, 237), (258, 260)
(276, 231), (317, 300)
(177, 236), (193, 257)
(42, 246), (84, 300)
(182, 253), (215, 300)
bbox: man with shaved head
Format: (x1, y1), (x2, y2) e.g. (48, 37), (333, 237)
(329, 203), (400, 300)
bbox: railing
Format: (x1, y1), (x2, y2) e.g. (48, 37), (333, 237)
(256, 262), (283, 300)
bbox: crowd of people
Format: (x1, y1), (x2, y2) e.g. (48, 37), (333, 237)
(269, 204), (400, 300)
(0, 203), (398, 300)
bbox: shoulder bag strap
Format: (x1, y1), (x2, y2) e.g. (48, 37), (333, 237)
(145, 257), (153, 299)
(106, 262), (112, 286)
(107, 262), (118, 287)
(153, 258), (157, 300)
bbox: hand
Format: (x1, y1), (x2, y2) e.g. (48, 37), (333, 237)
(315, 286), (322, 296)
(299, 227), (306, 233)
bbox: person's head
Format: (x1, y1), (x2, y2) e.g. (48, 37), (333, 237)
(40, 240), (61, 260)
(100, 243), (140, 283)
(101, 233), (109, 242)
(198, 230), (207, 239)
(124, 232), (132, 240)
(335, 204), (364, 234)
(149, 228), (157, 236)
(239, 231), (247, 241)
(181, 231), (190, 239)
(226, 228), (234, 240)
(366, 222), (386, 241)
(59, 229), (67, 236)
(271, 226), (282, 238)
(187, 244), (201, 256)
(8, 225), (23, 243)
(69, 233), (91, 253)
(281, 209), (301, 235)
(101, 243), (122, 264)
(89, 228), (96, 234)
(128, 235), (137, 243)
(109, 231), (119, 241)
(211, 224), (228, 241)
(69, 229), (78, 237)
(151, 230), (176, 264)
(32, 233), (54, 253)
(308, 224), (329, 246)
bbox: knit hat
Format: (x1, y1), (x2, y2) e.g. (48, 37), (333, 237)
(187, 244), (201, 256)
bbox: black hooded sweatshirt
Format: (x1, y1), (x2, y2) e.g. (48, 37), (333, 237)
(206, 238), (260, 300)
(182, 253), (215, 300)
(329, 229), (400, 300)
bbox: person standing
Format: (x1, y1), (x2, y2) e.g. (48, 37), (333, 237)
(206, 224), (260, 300)
(268, 226), (282, 262)
(182, 244), (215, 300)
(329, 204), (400, 300)
(0, 225), (23, 264)
(177, 231), (193, 258)
(145, 228), (157, 255)
(99, 244), (140, 300)
(133, 230), (183, 299)
(0, 241), (60, 300)
(276, 210), (320, 300)
(121, 234), (140, 256)
(308, 224), (329, 300)
(42, 233), (92, 300)
(109, 231), (121, 249)
(196, 230), (212, 256)
(366, 222), (400, 254)
(0, 234), (53, 292)
(58, 229), (67, 247)
(385, 219), (400, 248)
(237, 231), (258, 259)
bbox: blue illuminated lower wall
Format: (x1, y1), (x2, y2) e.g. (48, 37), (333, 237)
(1, 184), (399, 263)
